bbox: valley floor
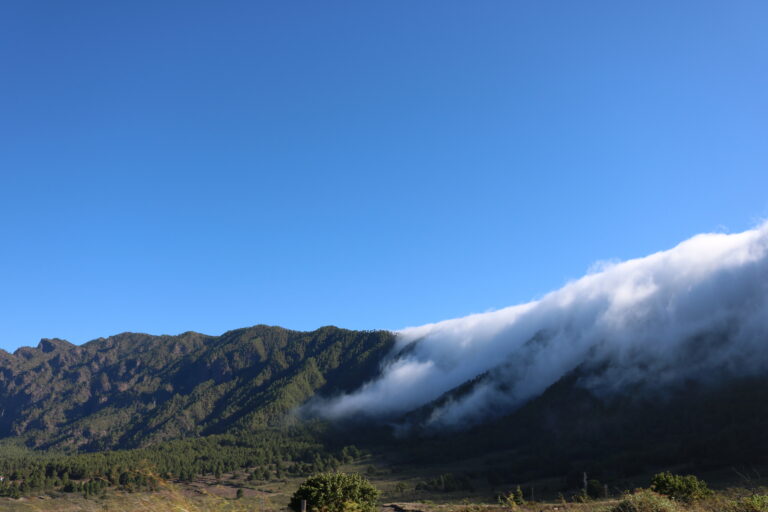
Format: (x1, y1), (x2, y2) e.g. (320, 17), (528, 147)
(2, 493), (767, 512)
(0, 461), (766, 512)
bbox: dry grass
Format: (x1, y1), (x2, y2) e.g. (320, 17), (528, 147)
(3, 492), (767, 512)
(0, 477), (280, 512)
(1, 462), (766, 512)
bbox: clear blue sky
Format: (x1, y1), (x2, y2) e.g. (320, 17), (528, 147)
(1, 1), (767, 351)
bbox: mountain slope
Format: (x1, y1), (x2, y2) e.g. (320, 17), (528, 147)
(374, 364), (768, 482)
(2, 320), (767, 484)
(0, 325), (395, 450)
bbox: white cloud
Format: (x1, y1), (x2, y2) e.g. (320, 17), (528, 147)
(314, 223), (768, 428)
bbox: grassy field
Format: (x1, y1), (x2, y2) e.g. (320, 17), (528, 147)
(3, 490), (768, 512)
(1, 460), (766, 512)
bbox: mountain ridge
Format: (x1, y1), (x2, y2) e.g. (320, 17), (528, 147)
(1, 320), (766, 487)
(0, 324), (395, 451)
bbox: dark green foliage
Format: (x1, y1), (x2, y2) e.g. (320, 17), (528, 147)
(649, 472), (712, 502)
(289, 472), (379, 512)
(416, 473), (474, 493)
(587, 479), (604, 499)
(0, 425), (362, 497)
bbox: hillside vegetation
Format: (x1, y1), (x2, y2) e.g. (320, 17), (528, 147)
(0, 324), (767, 503)
(0, 325), (394, 451)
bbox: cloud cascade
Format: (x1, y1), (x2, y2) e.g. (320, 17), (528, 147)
(318, 223), (768, 428)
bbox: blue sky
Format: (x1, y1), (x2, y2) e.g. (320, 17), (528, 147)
(1, 1), (767, 351)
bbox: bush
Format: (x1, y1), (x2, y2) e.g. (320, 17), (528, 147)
(587, 479), (605, 499)
(611, 490), (679, 512)
(650, 472), (712, 503)
(730, 495), (768, 512)
(289, 472), (379, 512)
(497, 486), (525, 508)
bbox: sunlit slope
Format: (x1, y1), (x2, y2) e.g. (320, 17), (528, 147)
(0, 325), (394, 450)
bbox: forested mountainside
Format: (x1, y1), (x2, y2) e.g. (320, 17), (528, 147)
(0, 325), (394, 451)
(0, 322), (767, 501)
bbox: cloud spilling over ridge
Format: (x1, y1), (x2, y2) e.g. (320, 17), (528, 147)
(314, 223), (768, 428)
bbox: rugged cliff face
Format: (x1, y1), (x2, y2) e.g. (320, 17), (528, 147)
(0, 326), (395, 450)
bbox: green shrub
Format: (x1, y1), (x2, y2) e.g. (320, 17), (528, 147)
(289, 472), (379, 512)
(497, 485), (526, 509)
(730, 495), (768, 512)
(650, 472), (712, 502)
(497, 492), (517, 509)
(611, 490), (679, 512)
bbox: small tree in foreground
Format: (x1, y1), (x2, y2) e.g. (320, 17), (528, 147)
(290, 472), (379, 512)
(497, 485), (526, 509)
(650, 472), (712, 503)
